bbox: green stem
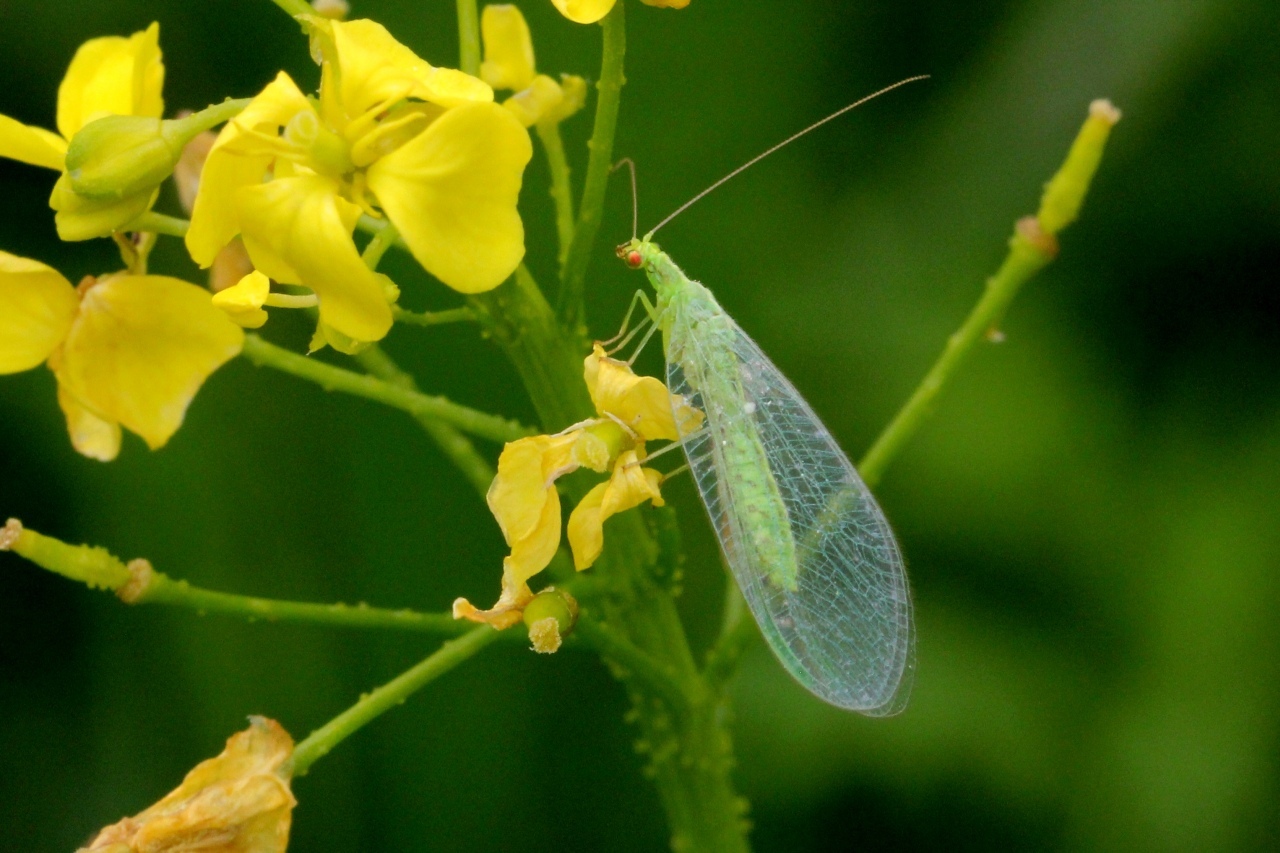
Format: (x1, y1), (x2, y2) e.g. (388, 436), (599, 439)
(354, 345), (496, 498)
(469, 265), (594, 430)
(127, 564), (471, 635)
(240, 334), (530, 445)
(474, 255), (749, 851)
(536, 121), (577, 270)
(268, 0), (313, 19)
(703, 586), (756, 693)
(361, 220), (398, 270)
(858, 219), (1053, 488)
(291, 627), (499, 775)
(128, 212), (189, 238)
(393, 306), (477, 327)
(859, 100), (1119, 489)
(556, 0), (626, 331)
(576, 614), (690, 715)
(455, 0), (481, 77)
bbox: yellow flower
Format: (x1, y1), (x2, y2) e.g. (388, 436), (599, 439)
(0, 24), (164, 241)
(550, 0), (690, 25)
(186, 18), (531, 346)
(455, 345), (701, 628)
(0, 251), (243, 461)
(481, 5), (587, 128)
(79, 717), (295, 853)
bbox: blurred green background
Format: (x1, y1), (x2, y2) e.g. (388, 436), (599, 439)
(2, 0), (1278, 850)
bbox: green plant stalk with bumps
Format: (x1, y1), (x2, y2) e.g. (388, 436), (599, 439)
(0, 0), (1120, 849)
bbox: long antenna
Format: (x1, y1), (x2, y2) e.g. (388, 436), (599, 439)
(647, 75), (929, 238)
(611, 157), (639, 240)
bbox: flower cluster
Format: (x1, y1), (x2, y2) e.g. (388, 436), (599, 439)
(455, 344), (702, 629)
(0, 8), (556, 456)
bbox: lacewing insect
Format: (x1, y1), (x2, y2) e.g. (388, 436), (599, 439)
(613, 78), (926, 714)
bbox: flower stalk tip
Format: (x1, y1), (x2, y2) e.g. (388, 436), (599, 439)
(1037, 98), (1122, 237)
(0, 518), (23, 551)
(0, 521), (131, 591)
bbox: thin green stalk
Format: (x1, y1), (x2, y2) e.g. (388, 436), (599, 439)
(859, 100), (1120, 489)
(536, 121), (577, 270)
(557, 0), (626, 330)
(240, 334), (530, 445)
(858, 220), (1054, 488)
(354, 344), (496, 498)
(268, 0), (313, 19)
(393, 306), (477, 327)
(361, 220), (398, 270)
(128, 564), (470, 635)
(456, 0), (481, 77)
(291, 627), (499, 775)
(128, 212), (189, 237)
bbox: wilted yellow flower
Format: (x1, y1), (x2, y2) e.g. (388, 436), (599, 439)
(79, 717), (295, 853)
(186, 17), (531, 347)
(481, 5), (587, 128)
(455, 345), (701, 628)
(0, 251), (243, 461)
(0, 24), (164, 240)
(550, 0), (690, 25)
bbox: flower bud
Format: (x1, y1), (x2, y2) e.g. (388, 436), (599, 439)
(64, 115), (189, 201)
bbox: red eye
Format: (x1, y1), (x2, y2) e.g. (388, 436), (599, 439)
(626, 250), (643, 269)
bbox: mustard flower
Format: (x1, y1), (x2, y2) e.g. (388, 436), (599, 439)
(79, 717), (295, 853)
(186, 17), (532, 346)
(480, 5), (587, 128)
(454, 345), (702, 629)
(550, 0), (690, 26)
(0, 251), (243, 461)
(0, 24), (164, 241)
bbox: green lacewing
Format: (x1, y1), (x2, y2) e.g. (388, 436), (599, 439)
(615, 78), (925, 714)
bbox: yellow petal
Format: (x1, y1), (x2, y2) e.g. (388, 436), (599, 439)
(585, 344), (703, 441)
(324, 18), (492, 119)
(49, 172), (155, 241)
(453, 560), (534, 630)
(507, 488), (563, 585)
(550, 0), (617, 25)
(185, 72), (312, 267)
(55, 274), (244, 451)
(57, 384), (121, 462)
(82, 717), (294, 853)
(503, 75), (566, 129)
(540, 74), (588, 125)
(567, 453), (665, 570)
(56, 22), (163, 141)
(480, 5), (537, 92)
(566, 480), (609, 570)
(367, 102), (531, 294)
(0, 114), (68, 171)
(235, 174), (393, 343)
(212, 270), (271, 329)
(640, 0), (691, 7)
(0, 251), (78, 374)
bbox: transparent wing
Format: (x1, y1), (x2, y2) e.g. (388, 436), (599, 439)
(667, 308), (914, 714)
